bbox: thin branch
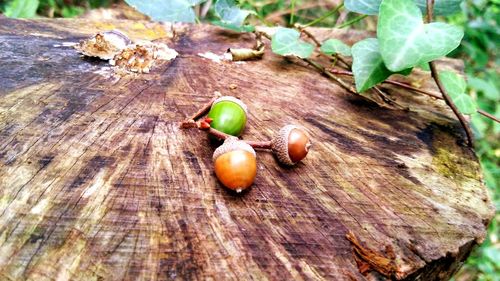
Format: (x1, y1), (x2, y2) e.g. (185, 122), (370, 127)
(298, 26), (351, 70)
(328, 68), (499, 123)
(477, 110), (500, 123)
(303, 58), (357, 94)
(427, 0), (474, 146)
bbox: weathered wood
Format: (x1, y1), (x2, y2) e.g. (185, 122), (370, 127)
(0, 19), (494, 281)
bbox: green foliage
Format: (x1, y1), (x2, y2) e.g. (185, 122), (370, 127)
(377, 0), (464, 72)
(4, 0), (39, 18)
(439, 71), (477, 114)
(351, 38), (394, 93)
(212, 0), (254, 32)
(320, 39), (351, 57)
(124, 0), (204, 23)
(344, 0), (463, 16)
(271, 27), (314, 58)
(214, 0), (251, 26)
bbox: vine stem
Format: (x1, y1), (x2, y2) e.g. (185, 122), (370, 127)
(303, 58), (357, 94)
(328, 68), (499, 122)
(427, 0), (474, 146)
(298, 26), (351, 70)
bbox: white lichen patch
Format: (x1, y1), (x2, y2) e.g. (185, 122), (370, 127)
(198, 51), (232, 64)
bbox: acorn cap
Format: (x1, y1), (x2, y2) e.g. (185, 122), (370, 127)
(212, 96), (248, 115)
(271, 125), (310, 165)
(213, 137), (256, 162)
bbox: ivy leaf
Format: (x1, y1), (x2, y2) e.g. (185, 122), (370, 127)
(378, 0), (463, 72)
(4, 0), (39, 18)
(124, 0), (205, 23)
(414, 0), (463, 16)
(212, 21), (255, 32)
(214, 0), (252, 26)
(320, 39), (351, 57)
(467, 76), (499, 100)
(271, 28), (314, 58)
(351, 38), (394, 93)
(439, 71), (477, 115)
(344, 0), (380, 15)
(345, 0), (462, 16)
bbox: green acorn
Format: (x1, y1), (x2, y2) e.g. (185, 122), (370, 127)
(207, 96), (248, 137)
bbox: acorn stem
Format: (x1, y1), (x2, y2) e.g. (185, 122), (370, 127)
(181, 120), (272, 149)
(245, 140), (272, 149)
(180, 92), (221, 128)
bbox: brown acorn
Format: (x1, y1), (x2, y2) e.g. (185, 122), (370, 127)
(271, 125), (311, 165)
(213, 137), (257, 192)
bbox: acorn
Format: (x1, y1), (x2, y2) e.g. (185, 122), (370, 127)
(207, 96), (248, 137)
(213, 137), (257, 192)
(271, 125), (311, 165)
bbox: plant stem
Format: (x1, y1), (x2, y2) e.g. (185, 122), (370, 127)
(303, 58), (357, 94)
(477, 110), (500, 123)
(328, 68), (499, 122)
(303, 3), (344, 27)
(289, 0), (296, 26)
(180, 92), (221, 128)
(298, 26), (351, 70)
(335, 15), (367, 28)
(426, 0), (474, 146)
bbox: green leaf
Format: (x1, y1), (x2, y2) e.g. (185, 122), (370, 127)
(352, 38), (394, 93)
(467, 76), (499, 100)
(4, 0), (39, 18)
(344, 0), (380, 15)
(271, 28), (314, 58)
(344, 0), (462, 16)
(378, 0), (464, 72)
(212, 21), (255, 32)
(214, 0), (252, 26)
(414, 0), (463, 16)
(320, 39), (351, 57)
(417, 62), (431, 71)
(124, 0), (205, 23)
(439, 70), (477, 115)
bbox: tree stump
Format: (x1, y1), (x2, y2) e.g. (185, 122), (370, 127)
(0, 19), (494, 281)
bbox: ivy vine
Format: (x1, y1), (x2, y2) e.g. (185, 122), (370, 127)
(124, 0), (499, 147)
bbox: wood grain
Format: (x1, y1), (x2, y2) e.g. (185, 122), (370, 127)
(0, 19), (494, 281)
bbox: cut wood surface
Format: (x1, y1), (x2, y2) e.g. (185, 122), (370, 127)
(0, 19), (494, 281)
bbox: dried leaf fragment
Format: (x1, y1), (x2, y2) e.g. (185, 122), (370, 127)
(75, 30), (131, 60)
(228, 45), (264, 61)
(110, 42), (178, 73)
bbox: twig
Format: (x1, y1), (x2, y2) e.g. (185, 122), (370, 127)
(328, 68), (499, 122)
(303, 58), (357, 94)
(427, 0), (474, 146)
(477, 110), (500, 123)
(182, 92), (221, 125)
(298, 26), (351, 70)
